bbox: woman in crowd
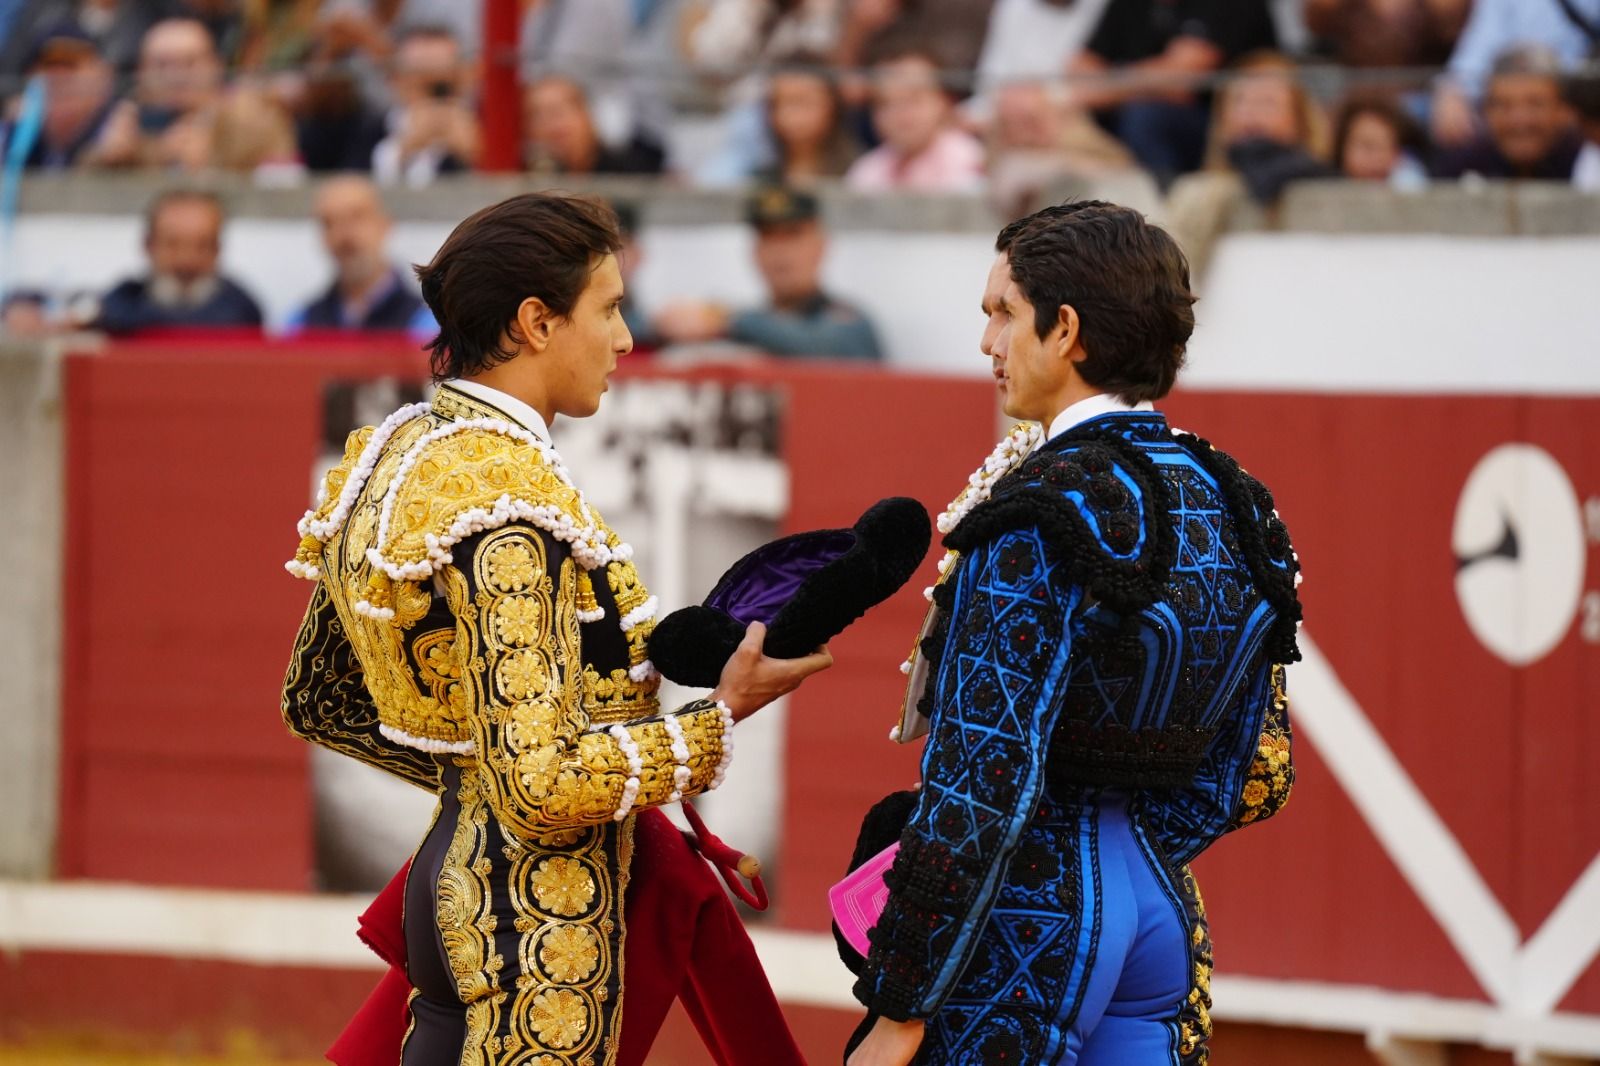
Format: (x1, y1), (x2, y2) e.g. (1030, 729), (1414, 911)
(1198, 51), (1336, 203)
(756, 54), (861, 184)
(699, 51), (861, 186)
(1165, 52), (1335, 276)
(1333, 94), (1429, 187)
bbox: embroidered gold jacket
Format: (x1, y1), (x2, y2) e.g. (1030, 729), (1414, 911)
(281, 383), (732, 1063)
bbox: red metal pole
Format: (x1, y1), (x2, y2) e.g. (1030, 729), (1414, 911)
(480, 0), (520, 172)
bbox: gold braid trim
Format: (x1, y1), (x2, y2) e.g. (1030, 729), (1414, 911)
(454, 528), (731, 836)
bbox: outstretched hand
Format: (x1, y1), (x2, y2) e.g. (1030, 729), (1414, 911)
(848, 1017), (925, 1066)
(708, 621), (833, 722)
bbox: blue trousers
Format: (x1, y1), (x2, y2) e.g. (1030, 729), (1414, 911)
(916, 793), (1193, 1065)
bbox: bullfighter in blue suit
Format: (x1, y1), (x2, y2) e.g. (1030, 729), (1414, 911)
(847, 201), (1302, 1066)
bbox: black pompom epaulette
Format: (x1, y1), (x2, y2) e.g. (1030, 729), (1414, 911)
(943, 435), (1176, 617)
(1169, 432), (1303, 663)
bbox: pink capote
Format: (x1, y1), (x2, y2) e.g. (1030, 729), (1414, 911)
(326, 805), (805, 1066)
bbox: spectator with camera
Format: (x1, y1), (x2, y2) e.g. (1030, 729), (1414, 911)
(84, 16), (295, 172)
(370, 24), (480, 185)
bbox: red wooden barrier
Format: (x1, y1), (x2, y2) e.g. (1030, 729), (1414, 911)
(56, 338), (1600, 1020)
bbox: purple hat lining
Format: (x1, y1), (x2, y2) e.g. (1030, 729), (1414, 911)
(703, 529), (858, 627)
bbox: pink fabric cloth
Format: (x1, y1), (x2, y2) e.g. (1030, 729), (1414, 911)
(845, 128), (986, 193)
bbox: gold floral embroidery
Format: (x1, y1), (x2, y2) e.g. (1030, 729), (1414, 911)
(1176, 865), (1214, 1065)
(487, 540), (540, 593)
(580, 664), (659, 725)
(420, 634), (460, 680)
(514, 742), (565, 800)
(540, 924), (600, 984)
(434, 766), (504, 1059)
(531, 856), (597, 917)
(528, 988), (589, 1049)
(1231, 669), (1294, 830)
(499, 648), (552, 700)
(495, 596), (545, 646)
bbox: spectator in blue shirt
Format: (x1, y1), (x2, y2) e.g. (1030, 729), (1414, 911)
(287, 175), (435, 336)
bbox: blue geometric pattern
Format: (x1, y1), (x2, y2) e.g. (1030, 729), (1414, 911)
(855, 411), (1298, 1065)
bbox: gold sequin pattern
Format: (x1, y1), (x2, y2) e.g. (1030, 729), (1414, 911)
(1229, 665), (1295, 830)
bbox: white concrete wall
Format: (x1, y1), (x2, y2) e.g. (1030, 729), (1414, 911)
(0, 341), (66, 878)
(10, 215), (1600, 391)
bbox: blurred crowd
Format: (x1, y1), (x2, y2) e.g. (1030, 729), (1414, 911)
(3, 0), (1600, 349)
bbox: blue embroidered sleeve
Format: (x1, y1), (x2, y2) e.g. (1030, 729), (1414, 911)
(854, 527), (1083, 1020)
(1138, 663), (1295, 866)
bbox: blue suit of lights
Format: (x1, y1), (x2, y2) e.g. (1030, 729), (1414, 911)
(854, 411), (1301, 1065)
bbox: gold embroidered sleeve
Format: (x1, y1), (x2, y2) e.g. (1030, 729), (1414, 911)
(447, 525), (731, 837)
(281, 580), (441, 790)
(1227, 665), (1295, 832)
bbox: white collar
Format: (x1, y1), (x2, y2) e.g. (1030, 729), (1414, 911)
(1042, 393), (1154, 444)
(444, 379), (552, 442)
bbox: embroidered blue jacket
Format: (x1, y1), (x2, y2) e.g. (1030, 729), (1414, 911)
(855, 411), (1301, 1023)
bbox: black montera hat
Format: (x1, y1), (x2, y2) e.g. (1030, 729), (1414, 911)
(745, 185), (820, 229)
(649, 497), (931, 687)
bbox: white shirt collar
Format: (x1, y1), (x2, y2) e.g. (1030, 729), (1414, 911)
(1042, 393), (1155, 444)
(444, 378), (552, 442)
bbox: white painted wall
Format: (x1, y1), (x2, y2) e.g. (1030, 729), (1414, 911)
(10, 215), (1600, 392)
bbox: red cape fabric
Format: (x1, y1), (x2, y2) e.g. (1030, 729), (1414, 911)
(327, 808), (805, 1066)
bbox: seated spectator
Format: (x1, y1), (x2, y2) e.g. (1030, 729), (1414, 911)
(523, 73), (664, 175)
(371, 24), (481, 186)
(1333, 94), (1429, 187)
(986, 78), (1137, 216)
(758, 54), (861, 184)
(696, 51), (861, 187)
(1163, 53), (1333, 278)
(287, 176), (434, 335)
(1304, 0), (1469, 74)
(1, 291), (54, 338)
(1431, 0), (1600, 148)
(1199, 52), (1336, 204)
(1067, 0), (1278, 184)
(654, 186), (884, 361)
(95, 189), (263, 335)
(84, 16), (296, 172)
(2, 22), (116, 170)
(0, 0), (162, 79)
(845, 47), (985, 193)
(1568, 62), (1600, 190)
(1434, 46), (1585, 181)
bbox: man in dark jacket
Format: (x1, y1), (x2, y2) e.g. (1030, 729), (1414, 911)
(289, 175), (434, 334)
(96, 189), (263, 335)
(1435, 44), (1585, 180)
